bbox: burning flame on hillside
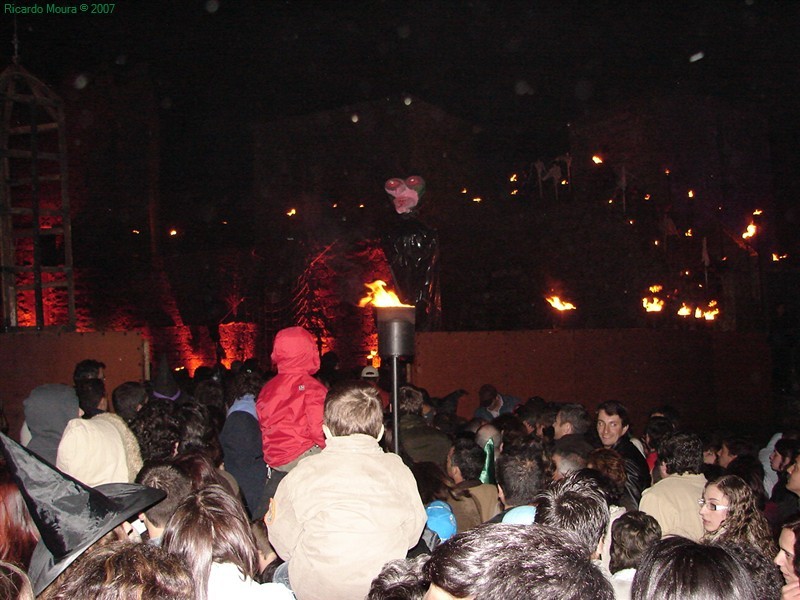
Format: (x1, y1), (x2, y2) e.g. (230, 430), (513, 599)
(642, 297), (664, 312)
(358, 280), (413, 307)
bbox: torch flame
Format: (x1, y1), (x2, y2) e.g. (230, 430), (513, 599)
(742, 222), (756, 239)
(642, 297), (664, 312)
(677, 303), (692, 317)
(358, 280), (413, 308)
(546, 296), (576, 311)
(649, 285), (663, 293)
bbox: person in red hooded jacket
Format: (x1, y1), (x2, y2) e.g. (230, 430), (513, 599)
(253, 327), (327, 518)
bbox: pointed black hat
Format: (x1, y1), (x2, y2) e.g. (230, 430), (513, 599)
(0, 432), (165, 595)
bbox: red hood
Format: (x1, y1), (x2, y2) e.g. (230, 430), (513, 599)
(271, 327), (320, 375)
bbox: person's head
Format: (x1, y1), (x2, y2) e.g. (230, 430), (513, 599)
(724, 454), (767, 510)
(771, 438), (800, 473)
(47, 541), (194, 600)
(0, 560), (34, 600)
(551, 435), (593, 481)
(162, 485), (258, 600)
(447, 437), (484, 484)
(423, 523), (613, 600)
(367, 555), (429, 600)
(610, 511), (661, 574)
(716, 436), (755, 468)
(657, 431), (703, 476)
(134, 463), (192, 536)
(73, 359), (105, 385)
(719, 542), (783, 600)
(586, 449), (627, 505)
(171, 452), (232, 495)
(227, 370), (265, 409)
(323, 381), (383, 439)
(553, 403), (591, 439)
(632, 537), (757, 600)
(111, 382), (147, 423)
(477, 384), (499, 408)
(534, 472), (610, 558)
(648, 405), (681, 430)
(495, 446), (543, 508)
(596, 401), (630, 448)
(129, 399), (181, 463)
(410, 462), (452, 505)
(0, 473), (38, 569)
(643, 415), (675, 454)
(700, 474), (773, 555)
(74, 378), (107, 416)
(775, 516), (800, 584)
(474, 423), (501, 456)
(398, 385), (425, 417)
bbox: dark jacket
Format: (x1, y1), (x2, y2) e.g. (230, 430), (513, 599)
(398, 414), (451, 469)
(612, 436), (651, 506)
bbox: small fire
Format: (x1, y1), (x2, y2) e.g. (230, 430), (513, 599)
(358, 280), (412, 308)
(685, 229), (693, 237)
(592, 155), (603, 164)
(286, 208), (297, 217)
(742, 222), (756, 239)
(546, 296), (576, 311)
(772, 253), (788, 262)
(642, 297), (664, 312)
(753, 209), (763, 216)
(649, 285), (663, 293)
(677, 303), (692, 317)
(510, 174), (518, 182)
(702, 301), (720, 321)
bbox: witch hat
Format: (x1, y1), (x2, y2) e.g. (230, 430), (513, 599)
(0, 432), (165, 595)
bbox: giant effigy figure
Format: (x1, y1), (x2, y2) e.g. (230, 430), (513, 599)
(381, 176), (441, 330)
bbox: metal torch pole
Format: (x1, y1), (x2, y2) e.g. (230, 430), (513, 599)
(391, 355), (400, 455)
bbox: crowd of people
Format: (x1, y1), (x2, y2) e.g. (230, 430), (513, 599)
(0, 324), (798, 599)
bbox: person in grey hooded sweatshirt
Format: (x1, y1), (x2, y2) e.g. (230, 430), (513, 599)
(24, 384), (80, 465)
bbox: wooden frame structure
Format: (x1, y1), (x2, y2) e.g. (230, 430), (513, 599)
(0, 63), (74, 330)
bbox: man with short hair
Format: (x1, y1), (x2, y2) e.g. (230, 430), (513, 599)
(473, 384), (520, 422)
(446, 437), (500, 531)
(534, 472), (610, 560)
(422, 523), (614, 600)
(112, 382), (147, 423)
(553, 403), (591, 440)
(596, 400), (650, 505)
(488, 445), (543, 523)
(396, 385), (451, 469)
(639, 431), (707, 540)
(135, 462), (192, 545)
(267, 381), (426, 600)
(717, 436), (756, 468)
(551, 435), (594, 481)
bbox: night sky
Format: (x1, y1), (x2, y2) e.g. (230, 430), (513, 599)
(2, 1), (799, 242)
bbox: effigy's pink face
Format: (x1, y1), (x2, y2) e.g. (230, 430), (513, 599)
(392, 191), (419, 214)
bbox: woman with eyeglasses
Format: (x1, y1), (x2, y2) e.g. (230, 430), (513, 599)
(775, 516), (800, 599)
(699, 474), (775, 558)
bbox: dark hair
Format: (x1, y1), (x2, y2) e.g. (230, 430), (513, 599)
(534, 472), (610, 556)
(658, 432), (703, 475)
(171, 452), (234, 495)
(610, 511), (662, 573)
(324, 381), (383, 438)
(73, 359), (105, 384)
(631, 537), (757, 599)
(48, 541), (194, 600)
(496, 446), (543, 507)
(643, 416), (675, 454)
(162, 485), (258, 600)
(648, 405), (681, 429)
(409, 462), (452, 505)
(478, 384), (498, 407)
(551, 436), (594, 474)
(725, 454), (767, 510)
(135, 463), (192, 529)
(449, 437), (485, 482)
(721, 436), (757, 459)
(228, 371), (265, 410)
(556, 403), (591, 435)
(176, 402), (223, 466)
(717, 542), (783, 600)
(129, 399), (181, 462)
(111, 382), (147, 423)
(597, 401), (630, 427)
(423, 523), (614, 599)
(192, 381), (226, 436)
(775, 438), (800, 463)
(781, 515), (800, 577)
(75, 378), (106, 416)
(398, 386), (425, 416)
(367, 555), (429, 600)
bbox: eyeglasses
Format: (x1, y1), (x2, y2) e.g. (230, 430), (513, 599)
(697, 498), (729, 511)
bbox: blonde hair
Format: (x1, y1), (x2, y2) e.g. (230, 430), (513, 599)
(324, 381), (383, 438)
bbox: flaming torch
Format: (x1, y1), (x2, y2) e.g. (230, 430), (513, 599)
(359, 280), (415, 454)
(545, 295), (576, 329)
